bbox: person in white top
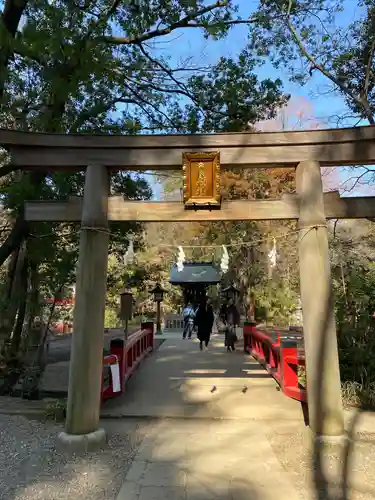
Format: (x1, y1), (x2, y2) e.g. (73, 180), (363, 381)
(182, 302), (195, 339)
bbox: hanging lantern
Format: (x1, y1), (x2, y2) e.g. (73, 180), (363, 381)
(177, 246), (185, 272)
(119, 290), (133, 320)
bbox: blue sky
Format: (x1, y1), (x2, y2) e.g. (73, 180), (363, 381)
(141, 0), (374, 199)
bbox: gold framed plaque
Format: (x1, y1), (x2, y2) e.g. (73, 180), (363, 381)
(182, 151), (221, 208)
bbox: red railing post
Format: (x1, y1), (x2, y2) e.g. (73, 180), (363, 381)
(280, 338), (305, 401)
(243, 321), (257, 353)
(101, 323), (156, 405)
(243, 324), (306, 402)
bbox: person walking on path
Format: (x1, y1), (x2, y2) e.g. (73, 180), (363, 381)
(223, 299), (240, 352)
(192, 302), (199, 336)
(195, 297), (214, 351)
(182, 301), (196, 339)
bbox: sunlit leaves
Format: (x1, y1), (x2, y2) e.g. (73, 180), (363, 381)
(169, 50), (288, 133)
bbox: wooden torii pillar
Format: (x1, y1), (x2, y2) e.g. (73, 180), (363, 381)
(58, 165), (110, 451)
(296, 160), (344, 437)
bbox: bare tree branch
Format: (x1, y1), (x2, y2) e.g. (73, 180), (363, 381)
(102, 1), (248, 45)
(68, 96), (139, 133)
(137, 42), (200, 106)
(286, 0), (375, 125)
(340, 167), (373, 193)
(122, 81), (179, 129)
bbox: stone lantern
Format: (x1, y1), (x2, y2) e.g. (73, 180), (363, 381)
(151, 284), (165, 335)
(222, 284), (239, 303)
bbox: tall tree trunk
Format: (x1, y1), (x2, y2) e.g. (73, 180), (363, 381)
(0, 246), (19, 344)
(6, 242), (26, 332)
(0, 241), (26, 347)
(0, 243), (27, 395)
(24, 258), (40, 348)
(5, 244), (20, 298)
(20, 259), (42, 399)
(10, 252), (28, 354)
(0, 211), (28, 268)
(34, 290), (61, 368)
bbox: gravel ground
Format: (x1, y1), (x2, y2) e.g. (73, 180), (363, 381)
(267, 421), (375, 500)
(0, 416), (146, 500)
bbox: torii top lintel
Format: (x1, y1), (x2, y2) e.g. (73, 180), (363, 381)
(0, 125), (375, 171)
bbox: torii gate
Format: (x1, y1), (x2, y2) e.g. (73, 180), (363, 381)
(1, 125), (375, 449)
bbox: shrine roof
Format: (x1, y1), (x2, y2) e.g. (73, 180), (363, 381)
(170, 262), (221, 285)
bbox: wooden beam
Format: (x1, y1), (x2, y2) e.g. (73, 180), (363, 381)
(1, 125), (375, 169)
(6, 143), (375, 170)
(24, 192), (375, 222)
(2, 125), (375, 148)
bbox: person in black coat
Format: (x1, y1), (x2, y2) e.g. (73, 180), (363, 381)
(195, 297), (215, 351)
(224, 300), (240, 352)
(219, 303), (227, 324)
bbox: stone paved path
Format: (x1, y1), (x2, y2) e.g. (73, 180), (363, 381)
(116, 419), (301, 500)
(108, 333), (304, 499)
(102, 332), (302, 421)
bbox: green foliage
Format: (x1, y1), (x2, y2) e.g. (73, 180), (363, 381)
(253, 281), (297, 326)
(1, 0), (247, 133)
(169, 50), (289, 133)
(327, 221), (375, 407)
(44, 398), (67, 421)
(104, 308), (120, 329)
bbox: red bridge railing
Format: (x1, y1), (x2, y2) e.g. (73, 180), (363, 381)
(101, 321), (154, 402)
(243, 322), (306, 402)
